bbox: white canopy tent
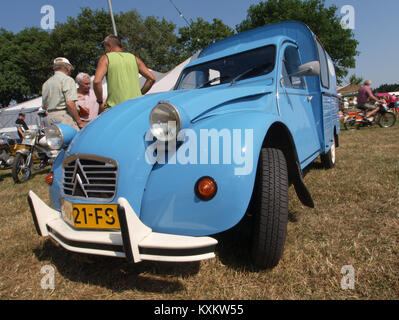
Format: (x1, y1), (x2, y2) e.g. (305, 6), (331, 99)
(0, 106), (43, 139)
(147, 52), (199, 94)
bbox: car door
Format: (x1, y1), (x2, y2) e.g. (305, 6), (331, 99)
(315, 39), (339, 153)
(278, 43), (320, 167)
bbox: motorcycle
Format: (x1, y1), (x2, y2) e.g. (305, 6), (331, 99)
(0, 134), (18, 170)
(12, 125), (66, 183)
(343, 102), (396, 130)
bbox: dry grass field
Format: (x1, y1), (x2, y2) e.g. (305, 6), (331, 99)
(0, 123), (398, 300)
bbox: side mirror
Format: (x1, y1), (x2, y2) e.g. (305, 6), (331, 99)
(296, 61), (320, 76)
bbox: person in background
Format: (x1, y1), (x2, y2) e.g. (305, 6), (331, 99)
(93, 35), (156, 113)
(42, 57), (85, 130)
(15, 113), (29, 141)
(356, 80), (385, 120)
(387, 94), (397, 110)
(76, 72), (104, 124)
(382, 95), (390, 106)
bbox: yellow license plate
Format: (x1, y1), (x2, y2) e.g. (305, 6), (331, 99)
(62, 200), (120, 230)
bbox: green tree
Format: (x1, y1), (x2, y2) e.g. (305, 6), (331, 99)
(49, 8), (181, 74)
(48, 8), (113, 77)
(117, 11), (180, 73)
(374, 83), (399, 93)
(237, 0), (359, 82)
(178, 18), (235, 60)
(349, 74), (363, 85)
(0, 28), (52, 107)
(0, 8), (182, 107)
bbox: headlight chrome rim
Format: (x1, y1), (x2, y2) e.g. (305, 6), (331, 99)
(45, 124), (64, 150)
(150, 101), (182, 142)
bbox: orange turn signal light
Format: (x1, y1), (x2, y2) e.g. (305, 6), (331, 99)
(45, 172), (54, 185)
(195, 176), (217, 201)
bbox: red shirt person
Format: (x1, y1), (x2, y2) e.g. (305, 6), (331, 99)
(388, 94), (397, 108)
(357, 80), (385, 119)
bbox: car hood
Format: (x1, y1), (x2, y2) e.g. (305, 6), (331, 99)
(166, 78), (273, 121)
(64, 79), (274, 213)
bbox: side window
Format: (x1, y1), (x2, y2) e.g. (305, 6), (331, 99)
(316, 40), (329, 89)
(179, 70), (198, 90)
(281, 46), (306, 90)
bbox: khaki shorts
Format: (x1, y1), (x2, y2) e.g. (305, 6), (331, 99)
(47, 109), (79, 131)
(357, 103), (376, 112)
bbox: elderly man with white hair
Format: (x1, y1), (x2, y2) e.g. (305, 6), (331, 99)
(42, 57), (84, 130)
(76, 72), (104, 123)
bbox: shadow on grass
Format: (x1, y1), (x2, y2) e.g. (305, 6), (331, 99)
(0, 170), (12, 180)
(213, 215), (256, 272)
(214, 210), (298, 272)
(304, 158), (325, 171)
(34, 240), (200, 294)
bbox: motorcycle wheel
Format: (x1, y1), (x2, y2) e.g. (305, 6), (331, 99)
(12, 153), (32, 183)
(377, 113), (396, 128)
(343, 118), (359, 130)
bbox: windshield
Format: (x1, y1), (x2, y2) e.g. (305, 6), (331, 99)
(176, 45), (276, 90)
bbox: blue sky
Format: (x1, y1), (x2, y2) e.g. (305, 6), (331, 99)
(0, 0), (397, 88)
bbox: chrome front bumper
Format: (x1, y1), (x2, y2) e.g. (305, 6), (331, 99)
(28, 191), (218, 263)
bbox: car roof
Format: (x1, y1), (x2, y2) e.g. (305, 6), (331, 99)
(186, 21), (317, 69)
(186, 35), (287, 68)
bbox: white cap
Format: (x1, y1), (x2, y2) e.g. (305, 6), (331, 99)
(53, 57), (73, 67)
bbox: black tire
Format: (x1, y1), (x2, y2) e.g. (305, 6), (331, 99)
(12, 153), (32, 183)
(321, 135), (336, 169)
(377, 112), (396, 128)
(343, 118), (358, 130)
(251, 148), (289, 269)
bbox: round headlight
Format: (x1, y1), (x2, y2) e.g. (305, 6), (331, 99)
(150, 102), (181, 141)
(45, 125), (63, 150)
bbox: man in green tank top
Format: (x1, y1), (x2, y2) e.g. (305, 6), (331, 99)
(93, 35), (156, 113)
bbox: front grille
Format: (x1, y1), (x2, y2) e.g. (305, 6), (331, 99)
(63, 154), (118, 201)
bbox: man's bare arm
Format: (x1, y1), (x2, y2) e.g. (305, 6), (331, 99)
(94, 55), (108, 113)
(370, 94), (385, 104)
(136, 57), (156, 95)
(66, 101), (85, 129)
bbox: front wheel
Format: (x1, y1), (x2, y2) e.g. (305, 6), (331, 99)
(251, 148), (289, 269)
(377, 112), (396, 128)
(12, 153), (32, 183)
(343, 117), (358, 130)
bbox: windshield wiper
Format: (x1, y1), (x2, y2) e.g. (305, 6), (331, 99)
(198, 76), (222, 89)
(198, 75), (231, 89)
(230, 63), (271, 85)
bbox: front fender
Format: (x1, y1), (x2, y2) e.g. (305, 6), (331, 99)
(49, 149), (65, 210)
(140, 111), (280, 236)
